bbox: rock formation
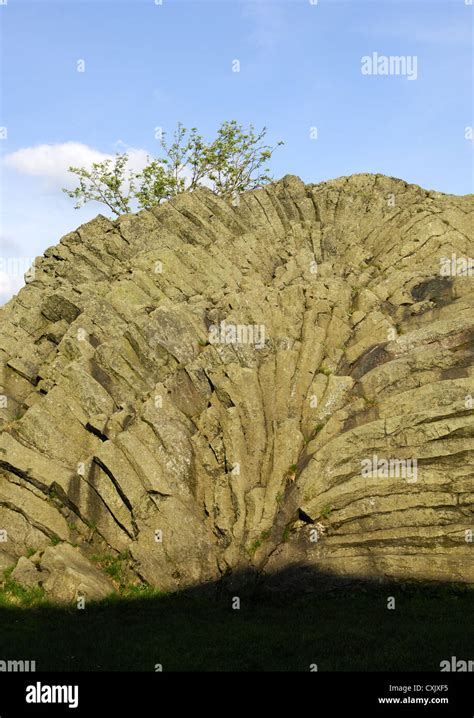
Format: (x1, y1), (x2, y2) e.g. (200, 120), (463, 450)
(0, 174), (472, 600)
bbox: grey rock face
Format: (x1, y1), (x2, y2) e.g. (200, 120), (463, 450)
(0, 174), (472, 599)
(11, 556), (41, 588)
(11, 545), (115, 601)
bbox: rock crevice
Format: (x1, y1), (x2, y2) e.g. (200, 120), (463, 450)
(0, 173), (472, 595)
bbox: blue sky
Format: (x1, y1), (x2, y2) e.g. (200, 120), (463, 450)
(0, 0), (472, 301)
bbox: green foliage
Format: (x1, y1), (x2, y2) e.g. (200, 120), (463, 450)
(205, 120), (283, 198)
(63, 153), (135, 216)
(364, 396), (378, 408)
(248, 529), (272, 554)
(248, 539), (261, 555)
(3, 565), (14, 580)
(0, 567), (46, 607)
(158, 123), (209, 194)
(319, 365), (332, 376)
(63, 121), (284, 216)
(91, 551), (130, 588)
(133, 157), (179, 209)
(319, 504), (333, 519)
(284, 464), (298, 483)
(0, 560), (153, 608)
(115, 582), (155, 600)
(99, 582), (157, 603)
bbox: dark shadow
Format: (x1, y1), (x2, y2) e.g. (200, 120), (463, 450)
(0, 565), (472, 672)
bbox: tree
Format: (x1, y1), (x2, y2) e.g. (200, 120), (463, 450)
(133, 158), (180, 210)
(63, 121), (284, 216)
(63, 153), (135, 217)
(160, 123), (210, 193)
(134, 124), (210, 208)
(205, 121), (284, 198)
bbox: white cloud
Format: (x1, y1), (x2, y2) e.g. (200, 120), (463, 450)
(0, 140), (216, 305)
(3, 142), (150, 189)
(4, 142), (109, 184)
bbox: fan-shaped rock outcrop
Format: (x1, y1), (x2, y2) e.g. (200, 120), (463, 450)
(0, 174), (472, 598)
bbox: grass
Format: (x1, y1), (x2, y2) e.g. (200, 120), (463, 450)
(247, 539), (261, 554)
(0, 582), (471, 671)
(0, 556), (147, 608)
(319, 504), (333, 519)
(0, 568), (45, 608)
(247, 531), (271, 555)
(91, 550), (136, 591)
(363, 395), (378, 408)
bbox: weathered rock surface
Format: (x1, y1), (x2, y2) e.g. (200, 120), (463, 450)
(0, 174), (472, 598)
(12, 544), (114, 601)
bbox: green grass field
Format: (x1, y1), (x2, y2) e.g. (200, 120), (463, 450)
(0, 580), (472, 671)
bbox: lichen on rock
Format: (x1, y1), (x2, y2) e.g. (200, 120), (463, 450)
(0, 173), (472, 599)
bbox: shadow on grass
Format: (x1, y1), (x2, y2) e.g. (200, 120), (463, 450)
(0, 565), (472, 672)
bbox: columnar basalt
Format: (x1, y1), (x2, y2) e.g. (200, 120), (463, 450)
(0, 174), (472, 599)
